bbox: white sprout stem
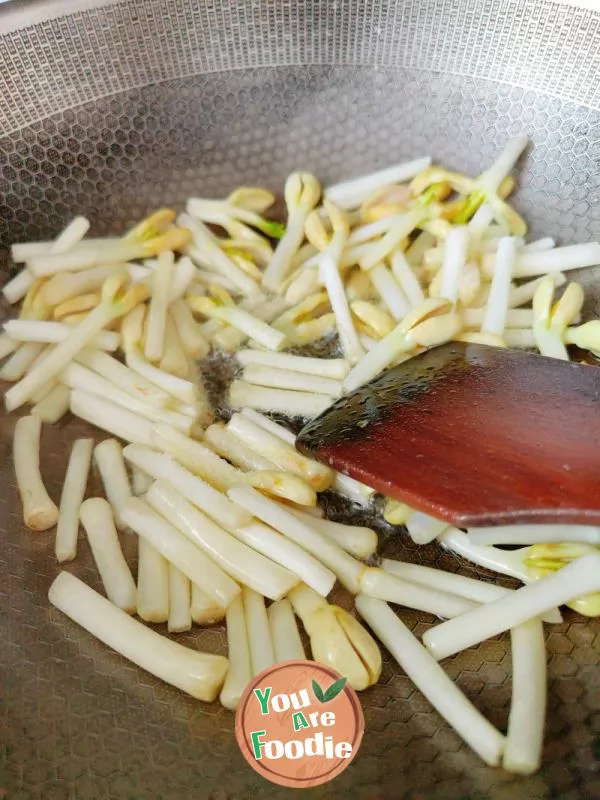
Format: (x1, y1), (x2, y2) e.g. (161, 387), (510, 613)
(405, 511), (449, 545)
(467, 524), (600, 547)
(482, 242), (600, 278)
(220, 594), (252, 710)
(149, 423), (242, 491)
(468, 283), (491, 309)
(188, 269), (237, 294)
(49, 571), (228, 701)
(71, 390), (157, 446)
(483, 132), (529, 193)
(502, 329), (536, 348)
(390, 250), (426, 308)
(381, 558), (513, 604)
(342, 324), (411, 393)
(145, 480), (297, 601)
(169, 299), (209, 359)
(0, 342), (45, 382)
(123, 444), (251, 530)
(159, 314), (189, 379)
(360, 209), (427, 271)
(94, 439), (132, 531)
(204, 425), (278, 471)
(285, 268), (321, 304)
(61, 363), (193, 434)
(125, 343), (198, 405)
(242, 364), (342, 398)
(25, 349), (59, 407)
(75, 349), (171, 408)
(243, 587), (276, 676)
(468, 204), (495, 238)
(191, 584), (226, 625)
(336, 242), (374, 270)
(43, 264), (127, 306)
(438, 527), (529, 581)
(5, 303), (126, 412)
(369, 263), (410, 321)
(31, 384), (71, 424)
(228, 486), (364, 593)
(26, 241), (144, 277)
(268, 598), (306, 662)
(439, 226), (469, 303)
(131, 466), (153, 496)
(233, 521), (335, 597)
(262, 207), (312, 292)
(229, 380), (332, 419)
(480, 223), (515, 241)
(319, 248), (364, 364)
(227, 413), (332, 490)
(0, 332), (17, 360)
(4, 320), (119, 351)
(478, 235), (520, 254)
(380, 557), (560, 623)
(523, 237), (555, 253)
(288, 507), (378, 560)
(50, 216), (90, 254)
(201, 303), (286, 351)
(121, 497), (240, 608)
(136, 537), (169, 622)
(533, 272), (571, 358)
(347, 216), (399, 246)
(332, 473), (375, 507)
(423, 553), (600, 661)
(481, 236), (518, 336)
(127, 263), (153, 283)
(11, 242), (55, 262)
(55, 438), (94, 562)
(508, 273), (565, 309)
(13, 414), (59, 531)
(169, 256), (196, 301)
(325, 156), (432, 210)
(80, 498), (137, 613)
(355, 595), (505, 767)
(238, 410), (373, 505)
(168, 565), (192, 633)
(359, 567), (477, 618)
(291, 241), (320, 269)
(145, 251), (173, 362)
(24, 344), (57, 395)
(503, 618), (547, 774)
(3, 268), (35, 304)
(405, 230), (435, 267)
(183, 364), (213, 428)
(212, 297), (289, 352)
(181, 214), (262, 297)
(236, 349), (349, 380)
(238, 408), (296, 444)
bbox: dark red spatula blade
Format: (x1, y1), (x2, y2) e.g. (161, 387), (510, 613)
(296, 342), (600, 527)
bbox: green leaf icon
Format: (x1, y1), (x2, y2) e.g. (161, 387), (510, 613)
(312, 676), (347, 703)
(323, 676), (347, 702)
(312, 679), (326, 703)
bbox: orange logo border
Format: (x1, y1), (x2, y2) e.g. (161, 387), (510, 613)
(235, 660), (365, 789)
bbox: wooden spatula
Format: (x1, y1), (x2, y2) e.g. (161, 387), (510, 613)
(296, 342), (600, 527)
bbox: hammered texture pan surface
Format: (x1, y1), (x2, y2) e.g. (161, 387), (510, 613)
(1, 2), (600, 798)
